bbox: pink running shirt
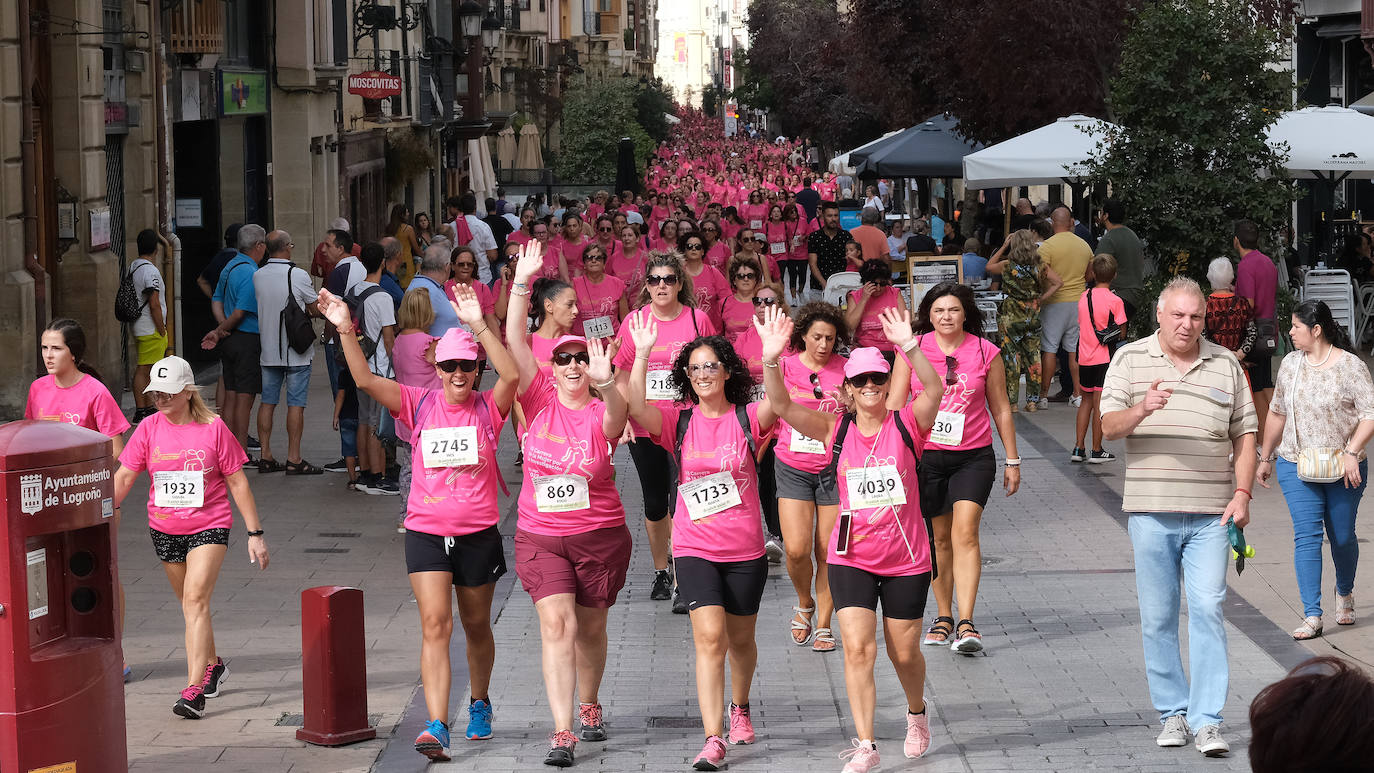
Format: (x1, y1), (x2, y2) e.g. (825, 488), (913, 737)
(774, 352), (849, 473)
(119, 413), (248, 534)
(394, 385), (509, 536)
(572, 274), (627, 338)
(612, 305), (717, 437)
(719, 295), (755, 344)
(685, 265), (729, 329)
(909, 333), (1001, 452)
(26, 374), (131, 437)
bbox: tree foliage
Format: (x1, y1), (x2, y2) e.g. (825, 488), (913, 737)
(634, 76), (677, 145)
(557, 78), (654, 184)
(1085, 0), (1297, 278)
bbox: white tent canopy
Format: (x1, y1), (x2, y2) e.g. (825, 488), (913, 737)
(962, 114), (1117, 189)
(829, 130), (902, 176)
(1265, 105), (1374, 182)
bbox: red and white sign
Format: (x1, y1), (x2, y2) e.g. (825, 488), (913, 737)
(348, 71), (403, 100)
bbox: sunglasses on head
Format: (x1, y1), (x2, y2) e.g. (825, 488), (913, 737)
(645, 274), (679, 286)
(944, 355), (958, 386)
(752, 296), (778, 307)
(552, 350), (590, 366)
(847, 372), (890, 388)
(437, 359), (479, 373)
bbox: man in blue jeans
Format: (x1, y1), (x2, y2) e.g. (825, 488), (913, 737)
(1100, 277), (1258, 758)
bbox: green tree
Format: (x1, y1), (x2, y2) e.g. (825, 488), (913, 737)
(1086, 0), (1297, 279)
(634, 76), (677, 145)
(701, 85), (719, 119)
(556, 78), (654, 183)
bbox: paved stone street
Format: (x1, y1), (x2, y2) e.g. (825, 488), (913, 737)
(115, 358), (1369, 772)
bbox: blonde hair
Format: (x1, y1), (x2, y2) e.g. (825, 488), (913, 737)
(186, 387), (218, 425)
(398, 287), (437, 332)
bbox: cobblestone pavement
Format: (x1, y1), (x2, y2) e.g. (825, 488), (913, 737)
(113, 360), (1362, 771)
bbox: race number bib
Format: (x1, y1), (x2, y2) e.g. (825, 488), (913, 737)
(770, 241), (786, 254)
(679, 471), (743, 520)
(845, 465), (907, 509)
(792, 234), (803, 248)
(646, 369), (676, 401)
(533, 475), (591, 512)
(154, 470), (204, 508)
(749, 219), (764, 230)
(422, 426), (479, 468)
(583, 315), (614, 339)
(749, 383), (768, 403)
(789, 427), (827, 455)
(929, 411), (965, 446)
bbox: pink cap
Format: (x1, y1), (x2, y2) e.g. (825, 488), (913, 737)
(843, 347), (891, 379)
(551, 334), (588, 352)
(435, 329), (479, 361)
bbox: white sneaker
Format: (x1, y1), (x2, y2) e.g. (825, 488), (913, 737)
(1156, 715), (1191, 747)
(1068, 394), (1083, 407)
(1193, 724), (1229, 757)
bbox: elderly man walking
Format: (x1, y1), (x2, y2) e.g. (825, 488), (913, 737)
(1100, 277), (1258, 758)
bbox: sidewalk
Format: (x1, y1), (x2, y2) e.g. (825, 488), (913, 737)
(115, 352), (1324, 771)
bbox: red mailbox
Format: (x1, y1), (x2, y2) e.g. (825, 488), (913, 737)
(0, 419), (126, 773)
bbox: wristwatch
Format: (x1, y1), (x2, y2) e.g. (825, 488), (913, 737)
(247, 529), (265, 537)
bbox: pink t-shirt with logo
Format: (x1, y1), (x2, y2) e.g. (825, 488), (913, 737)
(608, 248), (647, 306)
(655, 402), (769, 563)
(516, 372), (625, 536)
(719, 295), (755, 344)
(685, 265), (729, 329)
(612, 305), (717, 437)
(119, 413), (248, 534)
(828, 405), (931, 576)
(572, 274), (626, 338)
(26, 374), (131, 437)
(732, 326), (767, 389)
(909, 333), (1000, 452)
(393, 385), (509, 536)
(705, 241), (731, 271)
(848, 287), (906, 351)
(392, 332), (441, 390)
(774, 352), (849, 473)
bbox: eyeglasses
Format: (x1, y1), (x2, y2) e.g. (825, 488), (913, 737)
(752, 296), (778, 307)
(944, 355), (958, 386)
(149, 390), (180, 402)
(453, 262), (476, 269)
(437, 359), (479, 373)
(645, 274), (679, 286)
(809, 371), (824, 399)
(582, 253), (606, 262)
(684, 243), (705, 251)
(847, 372), (890, 388)
(734, 271), (758, 281)
(552, 351), (590, 366)
(685, 361), (723, 376)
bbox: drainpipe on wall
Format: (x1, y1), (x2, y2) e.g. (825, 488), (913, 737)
(18, 0), (47, 350)
(152, 0), (175, 352)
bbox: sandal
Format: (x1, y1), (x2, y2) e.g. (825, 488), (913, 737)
(812, 627), (836, 653)
(256, 458), (285, 473)
(790, 606), (815, 646)
(1291, 615), (1323, 640)
(1336, 594), (1355, 626)
(922, 616), (955, 646)
(284, 459), (323, 475)
(952, 619), (984, 654)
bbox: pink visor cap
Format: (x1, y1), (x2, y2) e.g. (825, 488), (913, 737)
(551, 334), (588, 352)
(843, 347), (892, 379)
(435, 329), (479, 361)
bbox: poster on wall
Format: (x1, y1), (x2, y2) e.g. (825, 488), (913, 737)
(674, 34), (687, 64)
(220, 71), (269, 116)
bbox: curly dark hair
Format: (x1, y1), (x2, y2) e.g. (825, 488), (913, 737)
(790, 301), (850, 352)
(915, 281), (984, 337)
(669, 335), (755, 406)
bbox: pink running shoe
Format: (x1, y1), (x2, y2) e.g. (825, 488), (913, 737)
(904, 710), (931, 758)
(692, 735), (728, 771)
(728, 703), (755, 745)
(840, 738), (880, 773)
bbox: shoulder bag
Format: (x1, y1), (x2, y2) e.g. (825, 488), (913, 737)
(1294, 355), (1345, 483)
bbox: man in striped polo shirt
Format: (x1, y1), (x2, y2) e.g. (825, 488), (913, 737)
(1101, 277), (1258, 759)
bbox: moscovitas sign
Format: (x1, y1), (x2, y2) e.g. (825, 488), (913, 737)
(348, 71), (403, 100)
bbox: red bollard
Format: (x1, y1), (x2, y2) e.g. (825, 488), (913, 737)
(297, 586), (376, 745)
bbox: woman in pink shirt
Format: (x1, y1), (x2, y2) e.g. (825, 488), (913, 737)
(319, 285), (518, 761)
(571, 243), (629, 340)
(720, 256), (766, 344)
(505, 243), (632, 765)
(700, 219), (731, 271)
(845, 260), (908, 356)
(910, 282), (1021, 655)
(651, 219), (679, 253)
(681, 233), (730, 330)
(625, 316), (779, 772)
(549, 214), (591, 281)
(758, 307), (945, 770)
(526, 278), (578, 378)
(392, 289), (440, 525)
(444, 247), (501, 370)
(608, 224), (648, 307)
(761, 203), (790, 282)
(781, 203), (811, 303)
(507, 207), (537, 247)
(612, 255), (718, 607)
(589, 214), (623, 265)
(113, 355), (268, 721)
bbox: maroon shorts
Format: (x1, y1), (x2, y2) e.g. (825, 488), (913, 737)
(514, 524), (633, 608)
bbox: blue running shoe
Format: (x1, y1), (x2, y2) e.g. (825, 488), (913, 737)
(466, 699), (494, 740)
(415, 719), (451, 761)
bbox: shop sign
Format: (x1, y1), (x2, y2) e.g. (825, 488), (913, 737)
(349, 71), (403, 100)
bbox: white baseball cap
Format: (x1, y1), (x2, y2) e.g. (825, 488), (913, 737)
(144, 356), (196, 394)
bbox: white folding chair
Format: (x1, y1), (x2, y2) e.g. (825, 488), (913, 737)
(1304, 269), (1356, 340)
(1357, 283), (1374, 350)
(821, 272), (863, 309)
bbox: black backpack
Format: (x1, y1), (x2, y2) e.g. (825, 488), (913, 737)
(114, 260), (154, 323)
(280, 265), (316, 356)
(337, 285), (387, 367)
(668, 406), (758, 511)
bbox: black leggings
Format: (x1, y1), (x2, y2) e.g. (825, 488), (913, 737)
(758, 441), (780, 537)
(628, 436), (674, 521)
(782, 259), (808, 290)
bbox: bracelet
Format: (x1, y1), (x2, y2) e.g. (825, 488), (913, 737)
(594, 378), (616, 390)
(509, 287), (531, 297)
(1234, 488), (1251, 499)
(1003, 461), (1020, 467)
(1004, 457), (1021, 464)
(762, 360), (780, 368)
(1342, 448), (1361, 458)
(336, 326), (354, 336)
(900, 338), (919, 353)
(635, 355), (650, 361)
(471, 326), (489, 338)
(1257, 451), (1276, 463)
(246, 529), (264, 537)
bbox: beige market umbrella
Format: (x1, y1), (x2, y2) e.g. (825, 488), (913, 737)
(496, 126), (517, 171)
(467, 138), (496, 206)
(516, 123), (544, 169)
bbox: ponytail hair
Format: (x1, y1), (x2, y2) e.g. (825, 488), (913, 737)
(1293, 299), (1354, 353)
(45, 318), (104, 382)
(529, 277), (572, 332)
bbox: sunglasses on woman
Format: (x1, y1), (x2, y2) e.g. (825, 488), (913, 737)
(552, 351), (591, 366)
(684, 243), (705, 251)
(454, 262), (476, 269)
(734, 271), (757, 281)
(437, 359), (479, 373)
(752, 296), (778, 307)
(583, 253), (606, 262)
(598, 226), (613, 232)
(645, 274), (679, 286)
(846, 372), (890, 388)
(686, 361), (723, 376)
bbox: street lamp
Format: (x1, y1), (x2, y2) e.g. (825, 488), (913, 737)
(458, 0), (484, 40)
(481, 14), (502, 57)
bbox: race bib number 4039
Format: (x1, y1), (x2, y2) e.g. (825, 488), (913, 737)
(844, 465), (906, 509)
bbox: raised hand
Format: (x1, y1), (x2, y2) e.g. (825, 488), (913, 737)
(627, 312), (659, 356)
(587, 336), (613, 384)
(1140, 378), (1173, 418)
(515, 240), (544, 282)
(879, 306), (915, 347)
(450, 285), (483, 327)
(754, 304), (793, 363)
(317, 288), (352, 328)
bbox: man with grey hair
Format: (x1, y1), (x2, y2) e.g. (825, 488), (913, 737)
(850, 206), (891, 265)
(1100, 277), (1257, 758)
(204, 223), (268, 454)
(252, 229), (323, 473)
(312, 217), (358, 281)
(407, 244), (461, 335)
(378, 236), (404, 308)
